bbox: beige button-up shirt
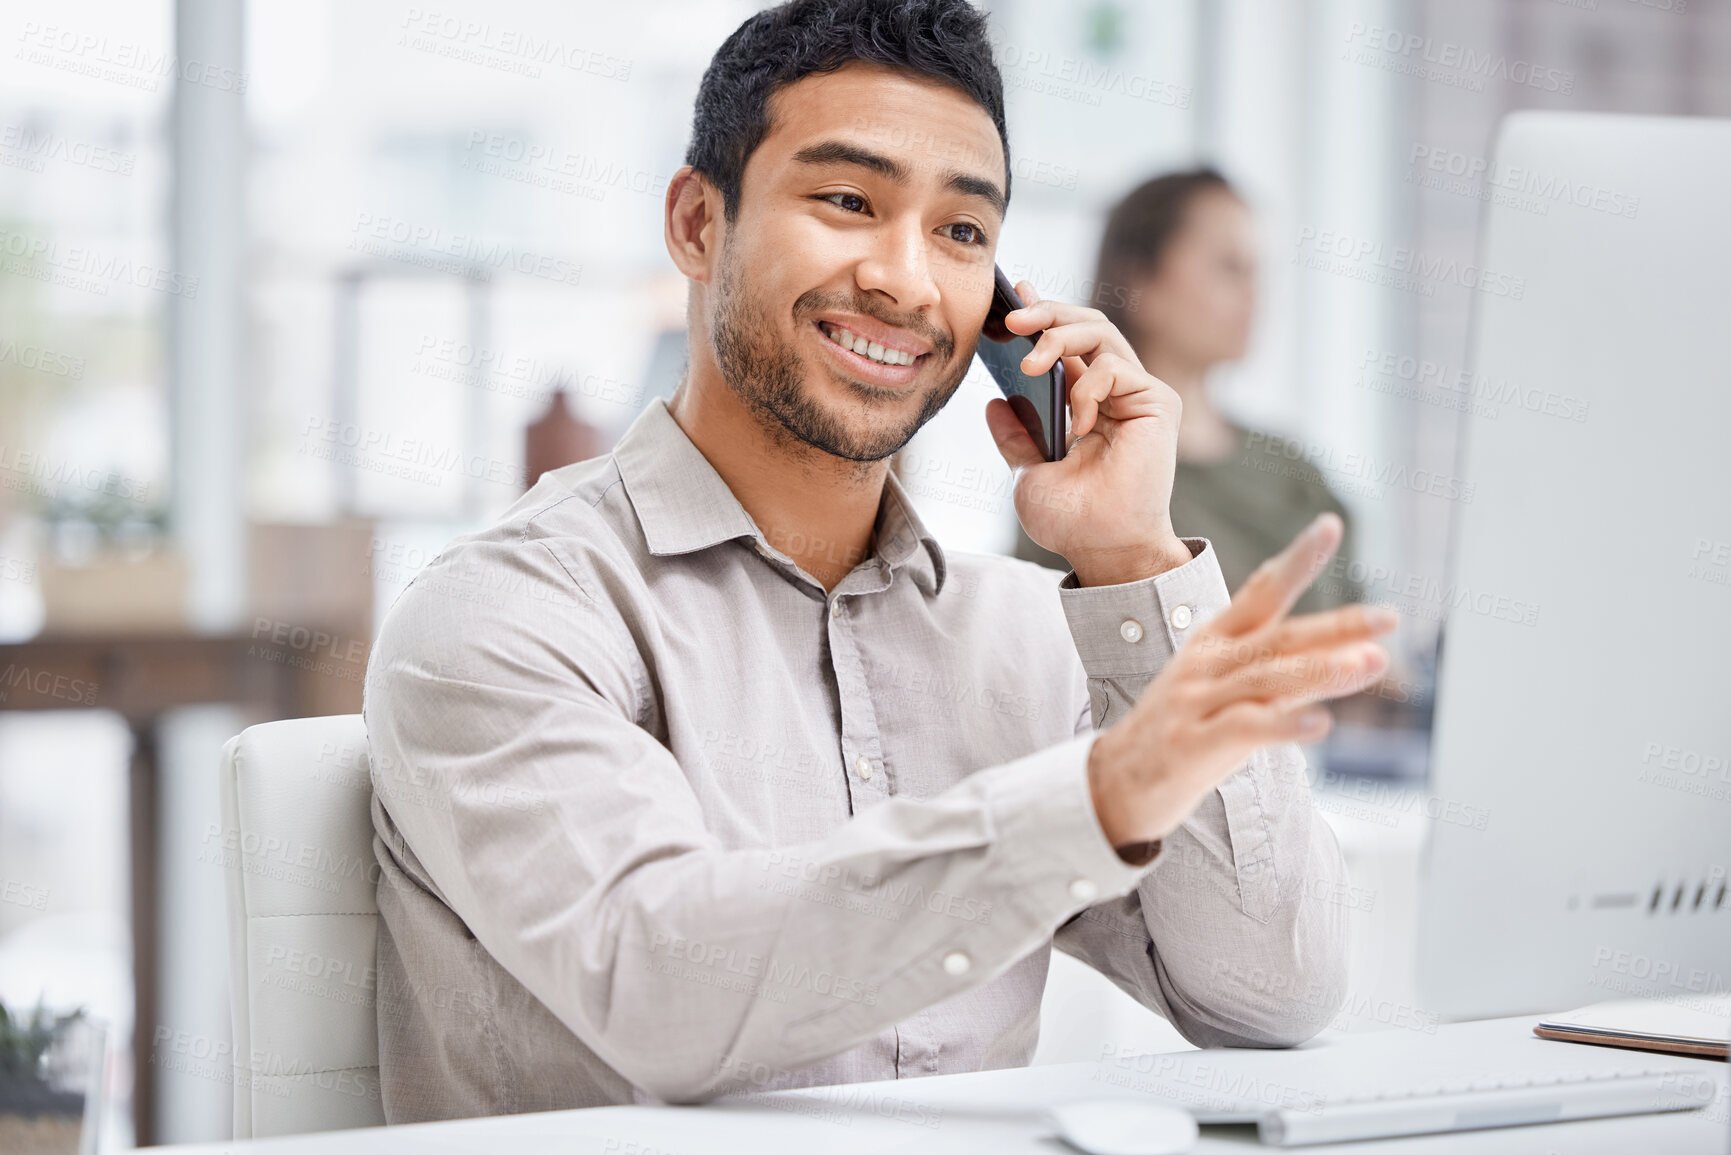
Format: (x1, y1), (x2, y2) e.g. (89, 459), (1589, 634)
(364, 397), (1349, 1124)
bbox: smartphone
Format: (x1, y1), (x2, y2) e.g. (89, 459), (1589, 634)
(975, 266), (1068, 461)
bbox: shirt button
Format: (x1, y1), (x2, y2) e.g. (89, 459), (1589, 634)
(1068, 878), (1099, 904)
(829, 599), (842, 618)
(854, 754), (873, 781)
(941, 950), (971, 976)
(1170, 604), (1194, 630)
(1119, 619), (1143, 644)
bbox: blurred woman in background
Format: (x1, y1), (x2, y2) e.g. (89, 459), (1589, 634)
(1017, 168), (1361, 615)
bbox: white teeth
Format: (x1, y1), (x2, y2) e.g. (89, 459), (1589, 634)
(823, 324), (915, 367)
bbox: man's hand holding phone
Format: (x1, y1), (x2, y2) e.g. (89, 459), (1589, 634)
(976, 279), (1396, 856)
(982, 279), (1192, 588)
(1086, 513), (1397, 858)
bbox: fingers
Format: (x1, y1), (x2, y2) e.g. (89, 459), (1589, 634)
(1006, 281), (1100, 335)
(1188, 639), (1389, 716)
(1254, 602), (1400, 658)
(1185, 603), (1391, 683)
(1007, 281), (1140, 372)
(1207, 512), (1344, 637)
(983, 396), (1048, 470)
(1065, 353), (1167, 438)
(1018, 320), (1134, 377)
(1200, 698), (1335, 749)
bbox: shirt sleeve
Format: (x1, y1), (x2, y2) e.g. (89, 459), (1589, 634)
(1051, 538), (1352, 1046)
(363, 532), (1153, 1105)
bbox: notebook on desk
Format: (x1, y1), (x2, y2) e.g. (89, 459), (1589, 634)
(1535, 995), (1731, 1060)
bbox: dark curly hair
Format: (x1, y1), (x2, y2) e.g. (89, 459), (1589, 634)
(685, 0), (1010, 224)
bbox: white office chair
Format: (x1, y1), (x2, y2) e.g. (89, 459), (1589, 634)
(219, 715), (388, 1139)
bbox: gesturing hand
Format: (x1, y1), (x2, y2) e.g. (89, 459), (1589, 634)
(1086, 512), (1398, 852)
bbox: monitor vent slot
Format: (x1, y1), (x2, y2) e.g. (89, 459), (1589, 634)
(1637, 870), (1729, 916)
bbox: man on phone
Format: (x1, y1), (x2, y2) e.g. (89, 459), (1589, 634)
(364, 0), (1395, 1124)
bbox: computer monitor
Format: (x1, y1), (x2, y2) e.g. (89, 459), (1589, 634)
(1416, 112), (1731, 1020)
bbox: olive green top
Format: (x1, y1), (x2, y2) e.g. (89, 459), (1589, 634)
(1014, 424), (1362, 616)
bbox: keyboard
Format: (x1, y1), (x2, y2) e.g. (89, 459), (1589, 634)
(1191, 1065), (1718, 1147)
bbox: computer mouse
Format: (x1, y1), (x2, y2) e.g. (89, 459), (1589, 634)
(1050, 1098), (1199, 1155)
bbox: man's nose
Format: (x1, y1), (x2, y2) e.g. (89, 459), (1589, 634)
(855, 219), (941, 312)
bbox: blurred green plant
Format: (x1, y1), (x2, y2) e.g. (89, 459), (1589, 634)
(42, 492), (169, 541)
(0, 998), (85, 1080)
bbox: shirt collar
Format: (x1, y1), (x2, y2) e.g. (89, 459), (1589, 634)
(612, 397), (948, 596)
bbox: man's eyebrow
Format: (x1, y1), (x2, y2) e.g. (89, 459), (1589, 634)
(790, 140), (1006, 219)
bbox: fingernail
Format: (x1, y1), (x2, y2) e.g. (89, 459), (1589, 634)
(1364, 606), (1399, 630)
(1361, 644), (1390, 674)
(1300, 708), (1330, 733)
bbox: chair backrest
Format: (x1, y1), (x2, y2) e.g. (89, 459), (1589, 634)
(219, 715), (387, 1139)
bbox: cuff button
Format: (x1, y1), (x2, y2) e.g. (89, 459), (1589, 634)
(1068, 878), (1099, 903)
(1170, 604), (1193, 630)
(1118, 619), (1144, 644)
(941, 950), (972, 976)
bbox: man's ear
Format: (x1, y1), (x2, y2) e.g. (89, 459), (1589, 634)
(665, 165), (723, 284)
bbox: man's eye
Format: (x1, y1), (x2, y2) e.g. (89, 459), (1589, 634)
(943, 222), (988, 246)
(819, 193), (867, 213)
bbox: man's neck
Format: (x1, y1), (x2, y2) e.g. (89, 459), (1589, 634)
(667, 381), (887, 594)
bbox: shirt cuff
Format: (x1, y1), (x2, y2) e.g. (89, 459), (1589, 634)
(981, 731), (1154, 908)
(1056, 538), (1231, 678)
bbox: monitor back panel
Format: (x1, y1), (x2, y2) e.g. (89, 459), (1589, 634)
(1418, 112), (1731, 1020)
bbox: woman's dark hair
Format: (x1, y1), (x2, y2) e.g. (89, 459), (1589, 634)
(685, 0), (1010, 224)
(1094, 168), (1239, 338)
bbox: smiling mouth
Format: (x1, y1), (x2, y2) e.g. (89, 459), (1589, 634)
(817, 321), (924, 367)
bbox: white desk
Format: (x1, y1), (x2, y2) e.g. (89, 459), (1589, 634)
(150, 1015), (1727, 1153)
